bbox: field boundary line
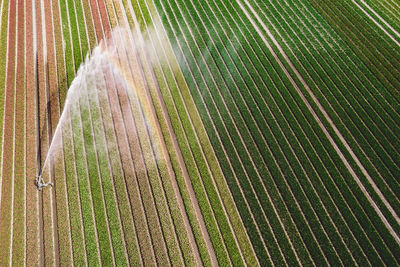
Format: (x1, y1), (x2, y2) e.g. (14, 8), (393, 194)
(238, 0), (400, 246)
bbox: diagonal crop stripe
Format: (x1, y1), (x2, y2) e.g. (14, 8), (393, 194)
(0, 0), (399, 265)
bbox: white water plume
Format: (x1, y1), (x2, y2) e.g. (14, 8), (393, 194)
(37, 26), (162, 189)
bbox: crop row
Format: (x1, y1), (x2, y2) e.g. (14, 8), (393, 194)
(250, 0), (400, 237)
(360, 0), (400, 35)
(252, 0), (400, 262)
(245, 0), (400, 262)
(115, 1), (213, 265)
(0, 0), (17, 265)
(0, 0), (212, 265)
(155, 0), (400, 264)
(142, 0), (260, 262)
(307, 0), (400, 102)
(76, 0), (219, 265)
(25, 0), (41, 264)
(352, 0), (400, 44)
(156, 0), (337, 264)
(253, 0), (398, 231)
(56, 1), (123, 265)
(158, 0), (321, 265)
(112, 0), (218, 264)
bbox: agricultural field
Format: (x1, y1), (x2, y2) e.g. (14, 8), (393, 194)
(0, 0), (399, 265)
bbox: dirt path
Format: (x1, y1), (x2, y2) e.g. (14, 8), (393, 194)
(238, 0), (400, 246)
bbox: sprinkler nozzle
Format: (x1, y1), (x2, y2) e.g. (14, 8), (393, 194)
(36, 175), (53, 190)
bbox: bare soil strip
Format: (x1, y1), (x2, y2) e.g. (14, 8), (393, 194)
(238, 0), (400, 246)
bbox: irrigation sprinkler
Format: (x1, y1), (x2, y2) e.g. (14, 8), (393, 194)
(36, 174), (53, 190)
